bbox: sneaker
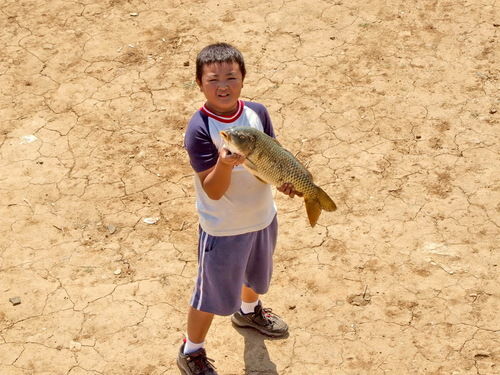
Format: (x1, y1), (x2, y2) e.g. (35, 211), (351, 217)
(231, 301), (288, 337)
(177, 344), (217, 375)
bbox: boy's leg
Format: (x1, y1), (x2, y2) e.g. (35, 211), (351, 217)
(241, 285), (259, 303)
(240, 285), (260, 314)
(178, 227), (254, 374)
(187, 306), (214, 346)
(177, 307), (217, 374)
(232, 217), (288, 337)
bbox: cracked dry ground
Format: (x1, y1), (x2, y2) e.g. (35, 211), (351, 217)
(0, 0), (499, 374)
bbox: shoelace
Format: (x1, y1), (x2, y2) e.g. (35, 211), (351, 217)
(188, 353), (216, 373)
(258, 307), (280, 325)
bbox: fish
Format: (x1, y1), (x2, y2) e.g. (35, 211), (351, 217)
(220, 126), (337, 227)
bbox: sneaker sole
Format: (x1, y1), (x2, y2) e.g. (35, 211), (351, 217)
(231, 315), (288, 337)
(176, 358), (189, 375)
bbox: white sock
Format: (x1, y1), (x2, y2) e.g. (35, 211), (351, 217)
(183, 337), (204, 355)
(241, 300), (259, 314)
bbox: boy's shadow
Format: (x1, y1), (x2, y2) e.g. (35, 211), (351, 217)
(232, 325), (289, 375)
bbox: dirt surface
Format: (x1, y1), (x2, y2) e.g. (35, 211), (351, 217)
(1, 0), (499, 374)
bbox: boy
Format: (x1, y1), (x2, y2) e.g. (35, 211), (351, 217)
(178, 43), (299, 375)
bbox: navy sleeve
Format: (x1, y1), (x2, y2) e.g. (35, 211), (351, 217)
(244, 101), (276, 138)
(184, 111), (219, 173)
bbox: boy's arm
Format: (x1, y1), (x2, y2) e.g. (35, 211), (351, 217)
(198, 148), (245, 200)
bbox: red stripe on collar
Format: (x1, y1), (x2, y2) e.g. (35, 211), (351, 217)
(200, 100), (244, 123)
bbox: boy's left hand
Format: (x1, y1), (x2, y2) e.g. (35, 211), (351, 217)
(277, 183), (303, 198)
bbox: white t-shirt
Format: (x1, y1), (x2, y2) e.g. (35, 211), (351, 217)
(184, 100), (277, 236)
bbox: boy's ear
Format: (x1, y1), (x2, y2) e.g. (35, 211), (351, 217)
(196, 79), (202, 90)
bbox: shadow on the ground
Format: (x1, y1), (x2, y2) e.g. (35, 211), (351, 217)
(232, 324), (289, 375)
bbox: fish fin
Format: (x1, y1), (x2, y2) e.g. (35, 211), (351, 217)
(243, 158), (259, 171)
(254, 175), (267, 183)
(243, 158), (258, 171)
(242, 161), (269, 184)
(317, 187), (337, 212)
(305, 197), (322, 227)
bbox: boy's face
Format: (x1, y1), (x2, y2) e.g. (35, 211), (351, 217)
(197, 61), (244, 116)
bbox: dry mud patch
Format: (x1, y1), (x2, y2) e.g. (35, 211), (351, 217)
(1, 0), (499, 374)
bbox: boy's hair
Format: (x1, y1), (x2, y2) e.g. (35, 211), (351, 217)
(196, 43), (246, 82)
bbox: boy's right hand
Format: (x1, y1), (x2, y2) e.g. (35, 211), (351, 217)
(198, 148), (245, 200)
(219, 147), (245, 167)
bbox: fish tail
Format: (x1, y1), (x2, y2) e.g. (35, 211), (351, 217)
(304, 187), (337, 227)
(305, 197), (322, 227)
(317, 187), (337, 212)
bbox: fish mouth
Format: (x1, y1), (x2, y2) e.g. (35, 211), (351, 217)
(219, 131), (235, 154)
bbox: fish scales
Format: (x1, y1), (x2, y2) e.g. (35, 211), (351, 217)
(250, 132), (316, 195)
(220, 126), (337, 227)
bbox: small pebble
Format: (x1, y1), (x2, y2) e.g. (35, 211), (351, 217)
(474, 351), (490, 359)
(143, 217), (160, 225)
(20, 135), (38, 144)
(130, 12), (139, 16)
(9, 297), (21, 306)
(114, 269), (122, 275)
(107, 224), (117, 234)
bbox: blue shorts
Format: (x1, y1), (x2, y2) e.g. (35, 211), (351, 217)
(190, 215), (278, 316)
